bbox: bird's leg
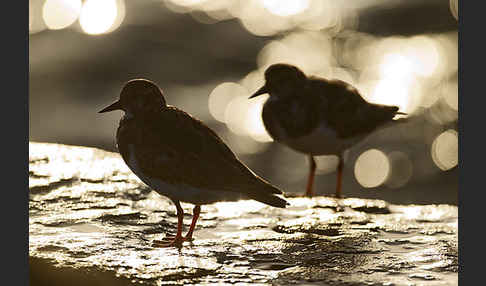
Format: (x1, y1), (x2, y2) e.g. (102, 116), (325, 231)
(335, 154), (344, 198)
(184, 205), (201, 241)
(153, 200), (185, 248)
(305, 155), (317, 197)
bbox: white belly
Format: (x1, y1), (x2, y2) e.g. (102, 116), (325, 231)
(281, 123), (366, 156)
(125, 144), (245, 204)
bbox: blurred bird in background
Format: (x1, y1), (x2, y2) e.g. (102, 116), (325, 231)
(250, 63), (406, 198)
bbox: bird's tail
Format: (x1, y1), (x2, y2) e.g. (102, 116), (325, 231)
(247, 180), (289, 208)
(251, 192), (289, 208)
(369, 104), (406, 123)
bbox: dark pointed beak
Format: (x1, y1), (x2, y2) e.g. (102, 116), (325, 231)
(99, 100), (122, 113)
(249, 85), (268, 99)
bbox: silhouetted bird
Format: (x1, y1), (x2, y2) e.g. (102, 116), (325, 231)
(99, 79), (288, 247)
(250, 63), (405, 198)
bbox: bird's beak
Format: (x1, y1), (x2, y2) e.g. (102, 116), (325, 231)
(99, 100), (122, 113)
(249, 85), (268, 99)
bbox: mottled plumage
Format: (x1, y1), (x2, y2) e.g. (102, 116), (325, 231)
(100, 79), (287, 247)
(250, 63), (405, 198)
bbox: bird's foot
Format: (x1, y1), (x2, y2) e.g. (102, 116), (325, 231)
(152, 234), (195, 248)
(152, 234), (185, 248)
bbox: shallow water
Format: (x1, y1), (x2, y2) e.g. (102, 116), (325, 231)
(29, 142), (458, 285)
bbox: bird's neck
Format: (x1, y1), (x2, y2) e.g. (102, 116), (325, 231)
(122, 107), (164, 121)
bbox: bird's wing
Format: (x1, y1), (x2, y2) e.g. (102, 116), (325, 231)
(132, 107), (281, 195)
(309, 77), (400, 138)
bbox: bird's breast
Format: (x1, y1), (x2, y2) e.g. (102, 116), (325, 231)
(122, 144), (203, 203)
(261, 97), (319, 141)
(279, 121), (366, 156)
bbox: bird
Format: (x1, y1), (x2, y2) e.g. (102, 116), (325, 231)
(249, 63), (406, 198)
(99, 79), (288, 248)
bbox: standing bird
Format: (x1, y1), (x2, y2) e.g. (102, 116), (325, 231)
(99, 79), (288, 247)
(249, 63), (405, 198)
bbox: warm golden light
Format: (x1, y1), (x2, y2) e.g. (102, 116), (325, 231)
(299, 0), (341, 31)
(225, 95), (252, 136)
(354, 149), (390, 188)
(257, 31), (334, 75)
(442, 80), (458, 111)
(367, 48), (428, 114)
(233, 0), (287, 36)
(163, 0), (350, 36)
(370, 77), (411, 112)
(30, 1), (33, 30)
(42, 0), (82, 30)
(30, 0), (48, 34)
(246, 95), (273, 142)
(213, 200), (266, 219)
(355, 34), (452, 114)
(208, 82), (247, 123)
(106, 0), (126, 33)
(261, 0), (309, 17)
(169, 0), (208, 7)
(405, 36), (440, 77)
(79, 0), (120, 35)
(379, 53), (413, 79)
(164, 0), (211, 14)
(209, 81), (272, 143)
(240, 70), (265, 96)
(257, 41), (295, 71)
(431, 129), (458, 171)
(222, 132), (270, 155)
(450, 0), (458, 20)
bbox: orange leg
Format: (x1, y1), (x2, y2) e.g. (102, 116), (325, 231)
(335, 155), (343, 198)
(305, 155), (316, 197)
(153, 200), (185, 248)
(184, 205), (201, 241)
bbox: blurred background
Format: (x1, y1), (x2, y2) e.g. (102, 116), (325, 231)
(29, 0), (458, 205)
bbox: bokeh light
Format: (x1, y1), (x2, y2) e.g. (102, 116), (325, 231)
(431, 129), (458, 171)
(30, 0), (458, 202)
(354, 149), (390, 188)
(30, 0), (48, 34)
(106, 0), (126, 33)
(224, 95), (253, 137)
(172, 0), (208, 7)
(240, 70), (265, 96)
(165, 0), (353, 36)
(245, 95), (273, 142)
(42, 0), (82, 30)
(257, 31), (335, 76)
(208, 82), (247, 123)
(379, 53), (414, 79)
(370, 77), (412, 113)
(209, 81), (273, 142)
(441, 80), (458, 111)
(79, 0), (124, 35)
(299, 0), (342, 31)
(405, 36), (440, 77)
(262, 0), (310, 17)
(221, 132), (270, 155)
(450, 0), (458, 20)
(30, 0), (34, 31)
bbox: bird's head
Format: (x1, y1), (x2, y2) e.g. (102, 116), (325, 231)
(99, 79), (166, 116)
(249, 63), (307, 99)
